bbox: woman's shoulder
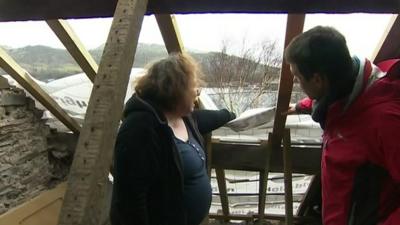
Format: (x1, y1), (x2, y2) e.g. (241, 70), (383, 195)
(120, 111), (160, 132)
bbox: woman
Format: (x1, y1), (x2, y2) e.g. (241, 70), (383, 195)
(110, 53), (235, 225)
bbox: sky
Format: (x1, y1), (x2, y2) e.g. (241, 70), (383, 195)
(0, 13), (394, 58)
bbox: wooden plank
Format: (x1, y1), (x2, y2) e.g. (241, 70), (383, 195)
(155, 14), (184, 54)
(271, 14), (305, 151)
(57, 0), (148, 225)
(258, 136), (272, 222)
(0, 183), (66, 225)
(283, 129), (293, 225)
(46, 19), (98, 82)
(0, 47), (80, 133)
(0, 0), (399, 22)
(215, 169), (230, 222)
(372, 15), (400, 63)
(211, 141), (322, 174)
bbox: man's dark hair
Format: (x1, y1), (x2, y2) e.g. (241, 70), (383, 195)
(285, 26), (355, 98)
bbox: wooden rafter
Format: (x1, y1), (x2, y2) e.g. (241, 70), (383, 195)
(372, 15), (400, 63)
(0, 0), (399, 22)
(0, 47), (81, 133)
(47, 19), (98, 82)
(57, 0), (148, 224)
(155, 14), (184, 53)
(271, 14), (305, 151)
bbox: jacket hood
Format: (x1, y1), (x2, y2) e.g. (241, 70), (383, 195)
(329, 57), (400, 119)
(313, 57), (400, 128)
(123, 94), (168, 125)
(343, 57), (386, 110)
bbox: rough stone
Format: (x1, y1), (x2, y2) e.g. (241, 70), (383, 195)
(0, 93), (26, 106)
(0, 76), (10, 89)
(0, 82), (78, 215)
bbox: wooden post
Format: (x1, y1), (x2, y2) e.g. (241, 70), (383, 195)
(258, 134), (273, 223)
(283, 129), (293, 225)
(57, 0), (148, 224)
(271, 14), (305, 151)
(216, 168), (230, 223)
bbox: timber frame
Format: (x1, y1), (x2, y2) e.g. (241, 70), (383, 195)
(0, 1), (399, 225)
(0, 0), (399, 21)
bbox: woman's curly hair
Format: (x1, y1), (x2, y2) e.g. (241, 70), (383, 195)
(134, 53), (203, 112)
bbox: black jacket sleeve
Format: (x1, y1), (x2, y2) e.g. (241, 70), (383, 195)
(111, 117), (158, 225)
(192, 109), (236, 134)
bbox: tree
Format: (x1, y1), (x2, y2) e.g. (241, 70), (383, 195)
(202, 38), (282, 115)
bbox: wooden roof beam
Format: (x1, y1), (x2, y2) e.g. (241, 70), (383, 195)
(155, 14), (184, 54)
(271, 14), (305, 150)
(46, 19), (98, 82)
(372, 15), (400, 63)
(57, 0), (148, 224)
(0, 47), (81, 133)
(0, 0), (399, 22)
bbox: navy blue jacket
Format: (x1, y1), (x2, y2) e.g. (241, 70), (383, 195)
(110, 94), (234, 225)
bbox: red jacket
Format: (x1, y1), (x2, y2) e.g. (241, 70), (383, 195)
(297, 58), (400, 225)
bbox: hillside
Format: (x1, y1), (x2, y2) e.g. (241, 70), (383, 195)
(0, 44), (279, 82)
(0, 43), (176, 81)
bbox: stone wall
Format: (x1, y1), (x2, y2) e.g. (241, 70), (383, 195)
(0, 77), (77, 214)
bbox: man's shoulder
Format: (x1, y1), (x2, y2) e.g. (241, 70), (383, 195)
(360, 98), (400, 129)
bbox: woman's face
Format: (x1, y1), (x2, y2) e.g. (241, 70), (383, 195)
(175, 84), (200, 117)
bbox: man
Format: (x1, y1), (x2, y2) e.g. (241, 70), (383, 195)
(284, 26), (400, 225)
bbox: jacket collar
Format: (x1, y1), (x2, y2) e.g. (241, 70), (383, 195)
(123, 94), (168, 125)
(343, 57), (386, 111)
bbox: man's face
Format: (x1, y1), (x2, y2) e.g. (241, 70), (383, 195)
(290, 64), (326, 100)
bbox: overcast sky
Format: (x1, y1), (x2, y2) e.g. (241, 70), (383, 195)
(0, 13), (394, 58)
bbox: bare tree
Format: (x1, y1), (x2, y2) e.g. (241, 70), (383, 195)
(203, 38), (281, 115)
